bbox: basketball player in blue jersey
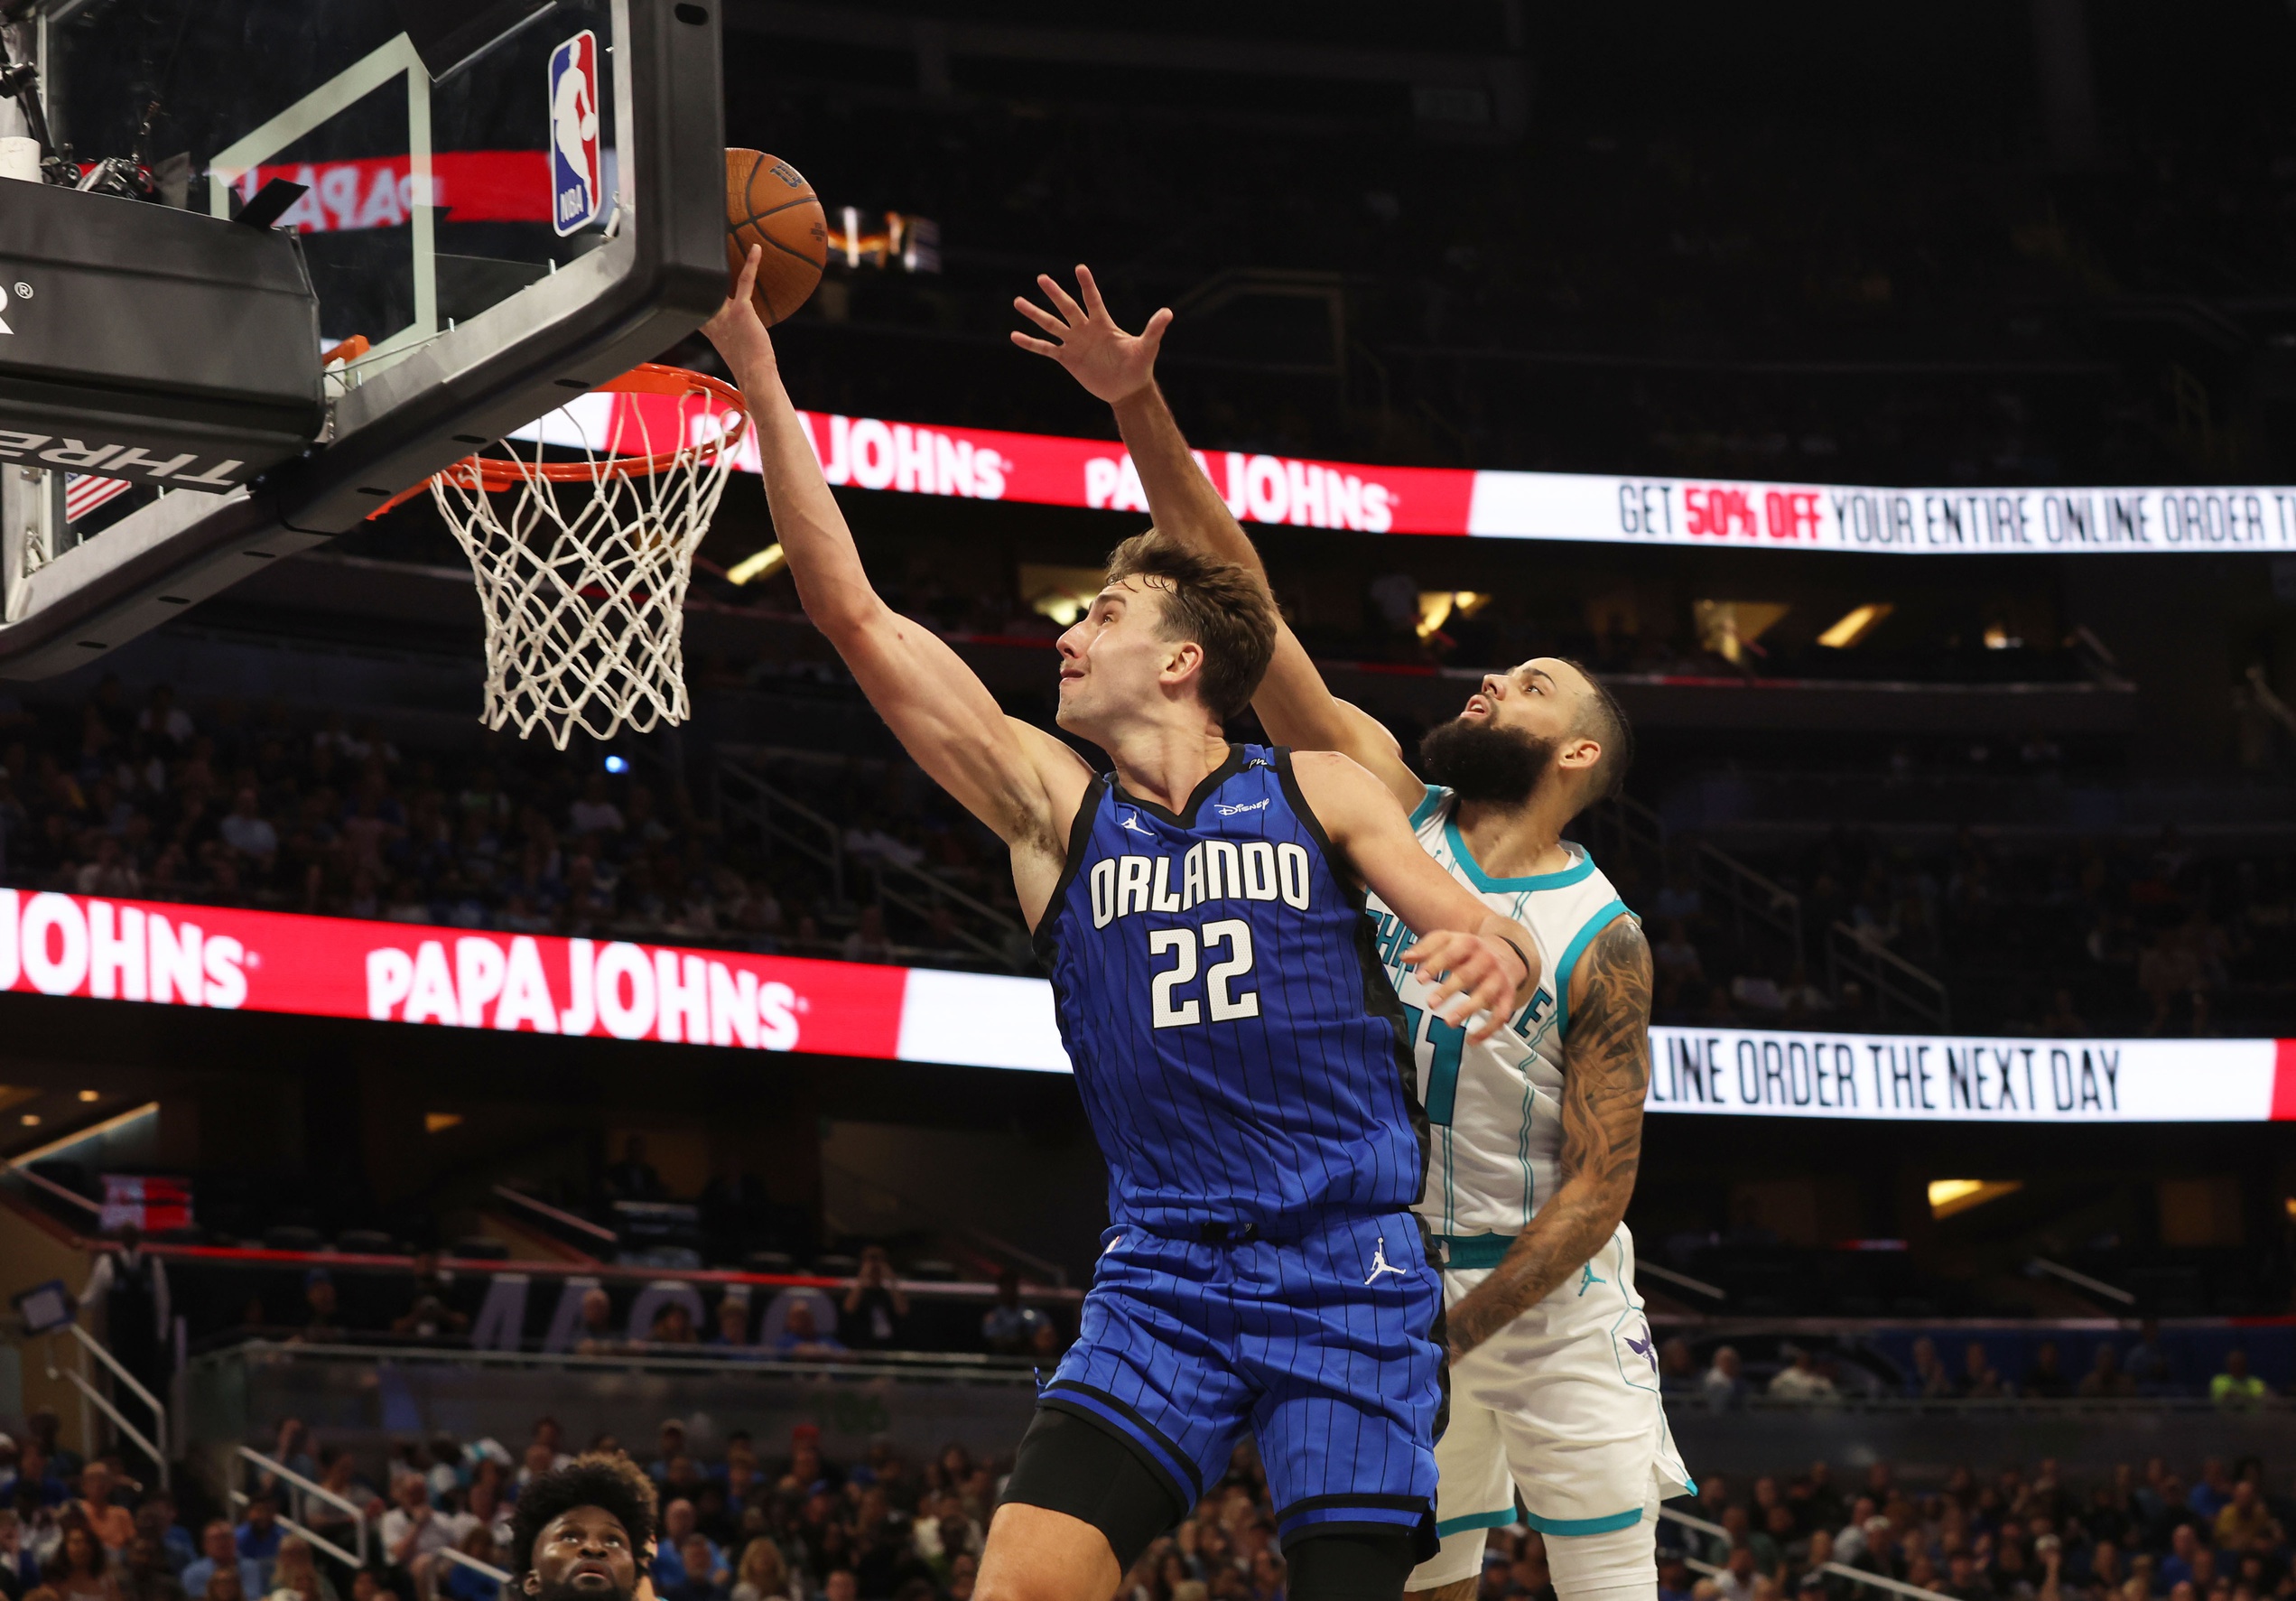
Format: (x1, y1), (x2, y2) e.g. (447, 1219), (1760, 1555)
(706, 250), (1546, 1601)
(1017, 269), (1691, 1601)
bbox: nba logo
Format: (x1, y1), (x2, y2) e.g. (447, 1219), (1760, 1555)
(547, 30), (602, 236)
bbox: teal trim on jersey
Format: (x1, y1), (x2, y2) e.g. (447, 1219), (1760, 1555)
(1548, 898), (1631, 1040)
(1408, 784), (1449, 831)
(1436, 1508), (1520, 1540)
(1438, 1232), (1514, 1269)
(1441, 817), (1598, 894)
(1520, 1505), (1649, 1537)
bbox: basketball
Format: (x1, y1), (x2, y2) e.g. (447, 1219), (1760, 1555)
(725, 147), (827, 325)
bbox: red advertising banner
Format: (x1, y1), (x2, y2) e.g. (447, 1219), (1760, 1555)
(0, 889), (905, 1058)
(519, 396), (2296, 553)
(3, 889), (2290, 1122)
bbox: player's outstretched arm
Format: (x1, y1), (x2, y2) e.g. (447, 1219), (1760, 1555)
(1013, 267), (1423, 813)
(706, 250), (1091, 904)
(1445, 916), (1651, 1363)
(1289, 750), (1538, 1043)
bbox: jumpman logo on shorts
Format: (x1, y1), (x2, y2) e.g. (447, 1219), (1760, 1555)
(1363, 1237), (1408, 1285)
(1576, 1262), (1607, 1297)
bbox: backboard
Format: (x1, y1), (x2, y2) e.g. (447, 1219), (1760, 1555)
(0, 0), (726, 677)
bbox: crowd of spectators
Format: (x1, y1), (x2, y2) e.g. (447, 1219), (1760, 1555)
(5, 661), (2292, 1039)
(0, 678), (1018, 975)
(9, 1390), (2296, 1601)
(1639, 824), (2296, 1038)
(1662, 1325), (2288, 1408)
(1647, 1455), (2296, 1601)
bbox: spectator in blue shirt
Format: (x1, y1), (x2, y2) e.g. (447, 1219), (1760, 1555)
(2158, 1525), (2201, 1591)
(181, 1522), (265, 1601)
(7, 1442), (67, 1509)
(663, 1535), (729, 1601)
(2124, 1319), (2175, 1395)
(772, 1303), (846, 1362)
(707, 1298), (758, 1354)
(234, 1496), (284, 1587)
(135, 1494), (198, 1575)
(2187, 1460), (2235, 1522)
(979, 1272), (1048, 1356)
(437, 1528), (503, 1601)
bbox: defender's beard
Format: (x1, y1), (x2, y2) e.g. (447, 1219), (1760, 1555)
(1418, 718), (1556, 807)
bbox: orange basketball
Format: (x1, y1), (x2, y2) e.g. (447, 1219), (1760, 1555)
(725, 149), (827, 326)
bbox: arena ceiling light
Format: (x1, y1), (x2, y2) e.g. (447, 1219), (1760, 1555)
(1416, 591), (1491, 641)
(1928, 1177), (2023, 1218)
(726, 544), (787, 586)
(1022, 563), (1109, 627)
(1692, 600), (1789, 664)
(1816, 602), (1893, 648)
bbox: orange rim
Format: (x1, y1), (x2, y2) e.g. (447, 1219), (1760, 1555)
(366, 364), (748, 517)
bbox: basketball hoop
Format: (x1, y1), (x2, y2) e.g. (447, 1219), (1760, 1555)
(380, 364), (749, 749)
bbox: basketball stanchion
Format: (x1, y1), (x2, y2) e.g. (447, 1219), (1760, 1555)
(368, 364), (748, 749)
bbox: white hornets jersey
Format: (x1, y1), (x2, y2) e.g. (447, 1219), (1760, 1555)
(1364, 785), (1635, 1242)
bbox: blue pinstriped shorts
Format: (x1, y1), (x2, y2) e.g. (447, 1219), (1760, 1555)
(1039, 1208), (1444, 1551)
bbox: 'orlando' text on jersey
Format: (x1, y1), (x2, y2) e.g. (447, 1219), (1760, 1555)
(1034, 745), (1425, 1232)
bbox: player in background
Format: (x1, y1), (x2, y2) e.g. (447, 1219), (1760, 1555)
(706, 247), (1545, 1601)
(1015, 267), (1691, 1601)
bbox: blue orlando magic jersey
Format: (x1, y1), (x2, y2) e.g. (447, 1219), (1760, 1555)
(1036, 744), (1426, 1232)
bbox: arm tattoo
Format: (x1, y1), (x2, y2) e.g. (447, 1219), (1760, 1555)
(1445, 915), (1652, 1361)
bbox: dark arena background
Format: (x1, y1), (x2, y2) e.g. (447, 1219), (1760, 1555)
(2, 7), (2294, 1601)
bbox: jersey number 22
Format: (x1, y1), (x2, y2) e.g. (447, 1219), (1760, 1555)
(1148, 920), (1260, 1029)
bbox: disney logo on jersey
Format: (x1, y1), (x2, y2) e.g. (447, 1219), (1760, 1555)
(1213, 798), (1269, 816)
(1089, 841), (1314, 928)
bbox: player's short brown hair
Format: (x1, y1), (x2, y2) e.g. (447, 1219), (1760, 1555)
(1104, 530), (1278, 721)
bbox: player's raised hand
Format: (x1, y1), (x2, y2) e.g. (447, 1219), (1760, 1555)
(702, 244), (777, 380)
(1403, 931), (1529, 1044)
(1011, 264), (1172, 404)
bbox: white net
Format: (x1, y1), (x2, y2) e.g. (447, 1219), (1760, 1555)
(429, 373), (745, 749)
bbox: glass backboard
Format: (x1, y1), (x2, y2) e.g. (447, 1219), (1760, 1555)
(0, 0), (726, 677)
(50, 0), (627, 373)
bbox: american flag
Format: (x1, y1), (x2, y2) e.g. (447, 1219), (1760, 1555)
(64, 472), (135, 524)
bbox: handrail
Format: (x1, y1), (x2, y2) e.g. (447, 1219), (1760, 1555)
(2030, 1257), (2137, 1307)
(228, 1487), (361, 1573)
(712, 752), (1028, 972)
(1659, 1506), (1959, 1601)
(1587, 796), (1804, 963)
(47, 1326), (167, 1489)
(719, 758), (1023, 930)
(2, 1155), (105, 1215)
(1637, 1261), (1728, 1302)
(70, 1321), (168, 1429)
(492, 1186), (619, 1245)
(189, 1339), (1045, 1384)
(823, 1160), (1069, 1289)
(436, 1546), (514, 1589)
(1694, 838), (1802, 958)
(237, 1446), (369, 1567)
(1826, 920), (1951, 1029)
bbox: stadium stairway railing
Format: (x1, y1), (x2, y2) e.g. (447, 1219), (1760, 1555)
(1660, 1504), (1957, 1601)
(711, 743), (1033, 973)
(1585, 793), (1952, 1026)
(1826, 921), (1952, 1029)
(234, 1445), (367, 1568)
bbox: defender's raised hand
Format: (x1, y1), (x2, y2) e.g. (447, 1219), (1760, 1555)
(1011, 264), (1172, 404)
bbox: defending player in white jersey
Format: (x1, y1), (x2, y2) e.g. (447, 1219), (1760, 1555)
(1015, 268), (1691, 1601)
